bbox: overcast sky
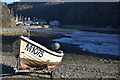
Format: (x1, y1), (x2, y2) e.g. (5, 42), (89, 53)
(0, 0), (119, 4)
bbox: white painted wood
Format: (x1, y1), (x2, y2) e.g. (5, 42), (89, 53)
(13, 36), (64, 68)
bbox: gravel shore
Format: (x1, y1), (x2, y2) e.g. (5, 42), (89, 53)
(0, 29), (119, 79)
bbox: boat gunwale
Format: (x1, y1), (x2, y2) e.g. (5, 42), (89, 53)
(20, 36), (64, 57)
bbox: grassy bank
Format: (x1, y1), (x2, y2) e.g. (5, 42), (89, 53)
(0, 26), (24, 28)
(1, 30), (27, 34)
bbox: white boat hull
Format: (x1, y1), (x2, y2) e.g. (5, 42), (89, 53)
(13, 36), (64, 69)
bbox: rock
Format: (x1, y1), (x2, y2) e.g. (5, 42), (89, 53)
(103, 59), (110, 63)
(60, 75), (65, 78)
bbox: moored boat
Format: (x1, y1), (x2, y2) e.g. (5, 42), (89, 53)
(13, 36), (64, 69)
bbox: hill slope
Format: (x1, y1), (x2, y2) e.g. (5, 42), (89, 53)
(0, 3), (15, 27)
(8, 2), (119, 27)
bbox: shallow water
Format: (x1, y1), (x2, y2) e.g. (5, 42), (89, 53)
(31, 29), (119, 56)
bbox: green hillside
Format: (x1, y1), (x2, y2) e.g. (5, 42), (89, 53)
(8, 2), (119, 28)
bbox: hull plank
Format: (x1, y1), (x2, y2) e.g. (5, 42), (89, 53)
(13, 36), (64, 69)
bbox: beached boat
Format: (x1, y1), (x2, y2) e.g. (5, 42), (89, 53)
(13, 36), (64, 70)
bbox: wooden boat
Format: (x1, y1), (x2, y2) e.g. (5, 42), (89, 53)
(13, 36), (64, 70)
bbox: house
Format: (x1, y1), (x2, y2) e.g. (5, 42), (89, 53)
(50, 20), (60, 26)
(16, 21), (24, 26)
(37, 19), (46, 26)
(24, 18), (34, 25)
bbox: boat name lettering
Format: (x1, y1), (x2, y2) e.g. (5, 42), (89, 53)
(25, 43), (43, 57)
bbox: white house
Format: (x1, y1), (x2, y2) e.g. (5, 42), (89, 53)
(37, 19), (46, 26)
(24, 18), (34, 25)
(16, 21), (24, 26)
(50, 20), (60, 26)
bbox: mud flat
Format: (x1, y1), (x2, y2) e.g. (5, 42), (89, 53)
(0, 28), (119, 79)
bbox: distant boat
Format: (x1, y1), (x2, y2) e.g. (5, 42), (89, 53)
(13, 36), (64, 69)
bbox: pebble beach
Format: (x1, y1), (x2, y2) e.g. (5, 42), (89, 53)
(0, 28), (119, 79)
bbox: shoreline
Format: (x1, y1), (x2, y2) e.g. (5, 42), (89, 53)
(1, 28), (119, 79)
(1, 28), (120, 60)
